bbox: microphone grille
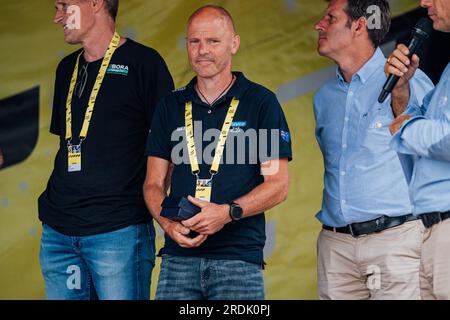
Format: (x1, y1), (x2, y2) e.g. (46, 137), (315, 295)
(414, 17), (433, 36)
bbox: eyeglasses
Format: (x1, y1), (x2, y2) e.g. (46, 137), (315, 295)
(74, 62), (89, 98)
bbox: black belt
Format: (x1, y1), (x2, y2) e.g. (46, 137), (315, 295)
(323, 214), (417, 237)
(419, 211), (450, 229)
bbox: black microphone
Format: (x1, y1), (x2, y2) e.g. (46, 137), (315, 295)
(378, 17), (433, 103)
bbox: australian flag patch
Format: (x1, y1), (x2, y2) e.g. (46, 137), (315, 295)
(281, 130), (290, 143)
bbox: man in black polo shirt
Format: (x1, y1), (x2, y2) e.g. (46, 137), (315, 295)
(38, 0), (173, 299)
(144, 5), (292, 300)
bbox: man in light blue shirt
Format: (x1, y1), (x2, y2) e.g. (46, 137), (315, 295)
(386, 0), (450, 300)
(314, 0), (434, 299)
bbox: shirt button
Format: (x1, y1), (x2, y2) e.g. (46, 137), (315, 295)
(208, 110), (212, 114)
(345, 117), (349, 122)
(342, 144), (347, 149)
(340, 171), (346, 176)
(349, 91), (353, 97)
(341, 200), (346, 205)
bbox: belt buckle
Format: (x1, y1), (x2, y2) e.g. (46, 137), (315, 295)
(374, 217), (381, 231)
(375, 215), (386, 232)
(348, 224), (356, 237)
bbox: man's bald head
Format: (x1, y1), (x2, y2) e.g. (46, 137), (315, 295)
(187, 5), (236, 34)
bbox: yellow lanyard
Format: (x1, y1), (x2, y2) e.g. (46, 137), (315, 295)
(65, 31), (121, 144)
(185, 98), (240, 176)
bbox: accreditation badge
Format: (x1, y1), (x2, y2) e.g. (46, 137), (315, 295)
(195, 178), (212, 202)
(68, 144), (82, 172)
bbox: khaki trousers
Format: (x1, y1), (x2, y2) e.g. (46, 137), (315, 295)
(317, 220), (423, 300)
(420, 218), (450, 300)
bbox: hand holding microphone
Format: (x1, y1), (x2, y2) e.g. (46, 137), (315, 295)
(384, 44), (420, 92)
(379, 17), (433, 107)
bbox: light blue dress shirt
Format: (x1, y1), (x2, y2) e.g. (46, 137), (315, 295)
(314, 48), (434, 227)
(391, 62), (450, 215)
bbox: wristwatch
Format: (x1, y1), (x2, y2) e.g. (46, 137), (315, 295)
(229, 202), (243, 221)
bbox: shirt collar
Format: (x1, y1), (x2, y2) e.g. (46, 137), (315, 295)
(336, 47), (385, 84)
(176, 72), (251, 106)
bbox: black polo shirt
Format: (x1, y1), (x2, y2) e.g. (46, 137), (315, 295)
(38, 39), (174, 236)
(146, 72), (292, 265)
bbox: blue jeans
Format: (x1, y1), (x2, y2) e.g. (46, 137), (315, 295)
(39, 223), (155, 300)
(155, 255), (265, 300)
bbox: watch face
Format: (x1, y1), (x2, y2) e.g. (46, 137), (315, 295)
(231, 204), (243, 220)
